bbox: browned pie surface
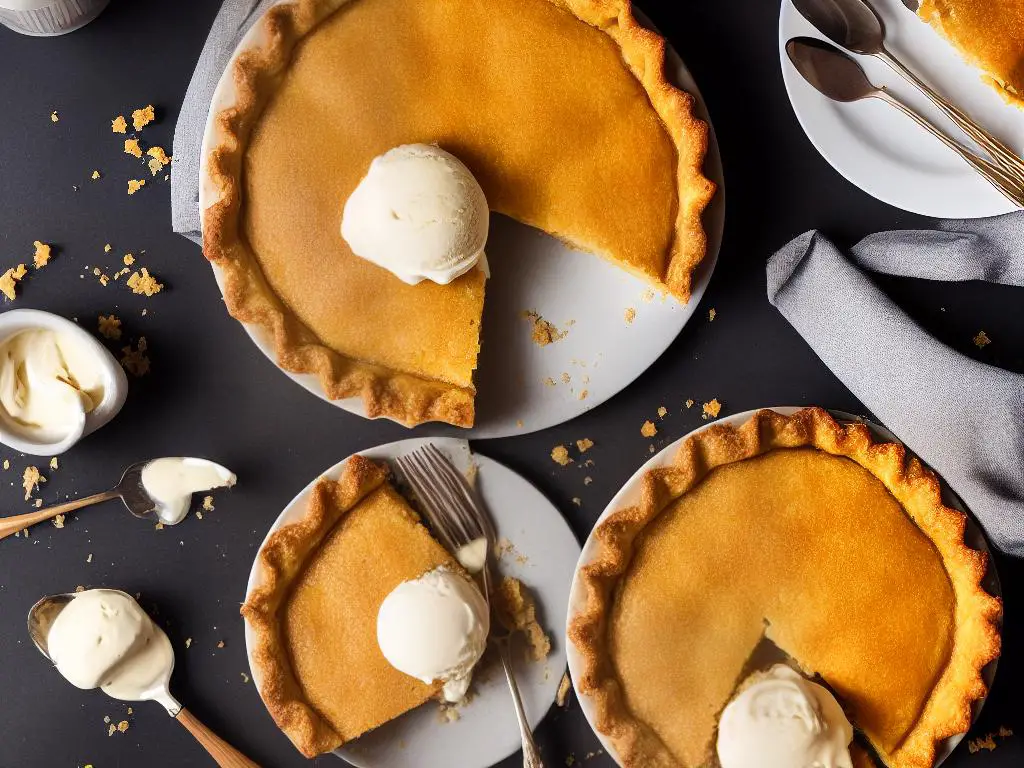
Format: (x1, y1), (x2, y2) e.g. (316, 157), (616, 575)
(243, 0), (679, 387)
(919, 0), (1024, 106)
(283, 483), (453, 741)
(610, 448), (955, 766)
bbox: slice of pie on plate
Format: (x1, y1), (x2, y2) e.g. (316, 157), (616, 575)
(918, 0), (1024, 108)
(569, 408), (1001, 768)
(241, 455), (461, 757)
(202, 0), (716, 428)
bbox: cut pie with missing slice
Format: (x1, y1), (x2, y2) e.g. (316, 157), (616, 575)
(242, 455), (460, 757)
(569, 408), (1001, 768)
(202, 0), (715, 428)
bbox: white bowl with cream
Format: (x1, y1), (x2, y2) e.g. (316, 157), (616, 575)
(0, 309), (127, 456)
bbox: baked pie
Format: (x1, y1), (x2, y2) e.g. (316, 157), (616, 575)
(569, 408), (1001, 768)
(202, 0), (715, 427)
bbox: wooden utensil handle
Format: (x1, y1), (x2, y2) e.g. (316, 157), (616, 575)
(0, 490), (119, 541)
(176, 708), (261, 768)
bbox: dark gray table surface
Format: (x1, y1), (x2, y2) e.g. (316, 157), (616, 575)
(1, 1), (1022, 766)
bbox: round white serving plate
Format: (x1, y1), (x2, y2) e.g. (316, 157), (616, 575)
(564, 406), (1000, 766)
(779, 0), (1024, 218)
(243, 437), (582, 768)
(199, 4), (724, 439)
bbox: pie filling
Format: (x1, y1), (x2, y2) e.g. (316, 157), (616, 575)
(608, 448), (955, 766)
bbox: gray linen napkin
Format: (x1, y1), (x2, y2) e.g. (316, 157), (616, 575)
(171, 0), (274, 244)
(767, 213), (1024, 555)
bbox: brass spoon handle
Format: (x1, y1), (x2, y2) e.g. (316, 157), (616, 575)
(0, 490), (119, 541)
(876, 50), (1024, 186)
(176, 708), (261, 768)
(876, 90), (1024, 207)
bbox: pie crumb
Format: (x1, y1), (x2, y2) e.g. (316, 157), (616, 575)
(241, 672), (250, 684)
(556, 672), (572, 707)
(641, 420), (657, 438)
(111, 115), (127, 133)
(657, 406), (668, 418)
(127, 179), (146, 195)
(107, 724), (116, 737)
(708, 308), (716, 322)
(98, 314), (122, 340)
(91, 170), (101, 180)
(120, 337), (150, 377)
(572, 497), (581, 506)
(577, 389), (588, 400)
(685, 399), (694, 408)
(49, 456), (58, 470)
(551, 445), (572, 466)
(202, 495), (215, 511)
(543, 377), (556, 387)
(522, 310), (568, 346)
(33, 241), (52, 269)
(50, 111), (59, 123)
(494, 577), (551, 662)
(22, 466), (45, 500)
(123, 253), (135, 266)
(2, 460), (8, 470)
(576, 438), (594, 453)
(154, 521), (164, 531)
(127, 268), (163, 296)
(217, 640), (225, 649)
(973, 330), (992, 348)
(516, 419), (524, 428)
(103, 243), (112, 253)
(968, 734), (997, 753)
(702, 399), (722, 420)
(0, 264), (28, 301)
(124, 138), (142, 158)
(53, 514), (65, 529)
(185, 637), (192, 649)
(117, 720), (129, 734)
(132, 105), (155, 131)
(86, 553), (93, 563)
(584, 476), (592, 485)
(624, 307), (636, 324)
(641, 288), (655, 303)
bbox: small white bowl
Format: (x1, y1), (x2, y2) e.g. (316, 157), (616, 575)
(0, 309), (127, 456)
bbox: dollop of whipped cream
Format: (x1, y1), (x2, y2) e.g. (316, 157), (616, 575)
(376, 566), (489, 702)
(341, 144), (488, 285)
(717, 664), (853, 768)
(140, 457), (236, 525)
(0, 328), (105, 442)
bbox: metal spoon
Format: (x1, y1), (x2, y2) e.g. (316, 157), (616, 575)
(791, 0), (1024, 184)
(786, 37), (1024, 207)
(0, 457), (226, 542)
(28, 590), (260, 768)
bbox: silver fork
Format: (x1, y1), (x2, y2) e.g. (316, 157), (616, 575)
(396, 445), (544, 768)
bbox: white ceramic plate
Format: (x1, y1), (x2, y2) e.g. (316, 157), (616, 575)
(565, 406), (999, 766)
(779, 0), (1024, 218)
(199, 4), (724, 439)
(243, 437), (582, 768)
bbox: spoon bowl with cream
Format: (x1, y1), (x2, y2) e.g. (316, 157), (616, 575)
(0, 456), (235, 541)
(28, 589), (259, 767)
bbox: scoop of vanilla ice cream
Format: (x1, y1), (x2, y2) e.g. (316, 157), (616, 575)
(376, 566), (489, 702)
(341, 144), (489, 285)
(716, 664), (853, 768)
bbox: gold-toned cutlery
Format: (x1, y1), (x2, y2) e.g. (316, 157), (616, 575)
(792, 0), (1024, 187)
(787, 37), (1024, 208)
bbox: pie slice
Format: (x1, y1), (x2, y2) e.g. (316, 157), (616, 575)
(241, 455), (458, 757)
(569, 408), (1001, 768)
(202, 0), (715, 428)
(918, 0), (1024, 107)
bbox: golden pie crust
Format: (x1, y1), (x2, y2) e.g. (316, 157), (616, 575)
(919, 0), (1024, 108)
(241, 455), (456, 757)
(569, 408), (1001, 768)
(202, 0), (715, 428)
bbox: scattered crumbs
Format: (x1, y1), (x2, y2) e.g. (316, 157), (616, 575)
(641, 420), (657, 438)
(185, 637), (192, 649)
(132, 104), (155, 131)
(50, 110), (59, 123)
(0, 264), (28, 301)
(2, 459), (9, 470)
(551, 445), (572, 466)
(98, 274), (110, 287)
(685, 399), (694, 409)
(708, 307), (717, 322)
(240, 672), (250, 684)
(111, 115), (127, 133)
(202, 495), (214, 512)
(53, 514), (65, 529)
(973, 330), (992, 348)
(91, 170), (101, 180)
(560, 372), (571, 385)
(968, 734), (997, 753)
(702, 399), (722, 420)
(521, 310), (568, 346)
(49, 456), (58, 470)
(107, 724), (116, 737)
(116, 720), (129, 734)
(572, 497), (581, 506)
(543, 377), (556, 387)
(495, 577), (550, 662)
(127, 267), (163, 296)
(123, 253), (135, 266)
(624, 307), (636, 325)
(86, 553), (93, 563)
(146, 146), (171, 176)
(103, 243), (112, 253)
(127, 179), (146, 195)
(217, 640), (225, 649)
(556, 672), (572, 707)
(577, 389), (588, 400)
(999, 726), (1014, 737)
(32, 241), (52, 269)
(98, 314), (122, 340)
(123, 138), (142, 158)
(576, 438), (594, 453)
(22, 465), (45, 500)
(657, 406), (668, 418)
(641, 288), (655, 303)
(583, 476), (592, 485)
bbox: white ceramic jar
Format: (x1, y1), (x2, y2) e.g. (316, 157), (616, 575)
(0, 309), (127, 455)
(0, 0), (109, 36)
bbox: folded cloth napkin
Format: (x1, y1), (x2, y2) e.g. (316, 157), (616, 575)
(171, 0), (275, 245)
(767, 212), (1024, 556)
